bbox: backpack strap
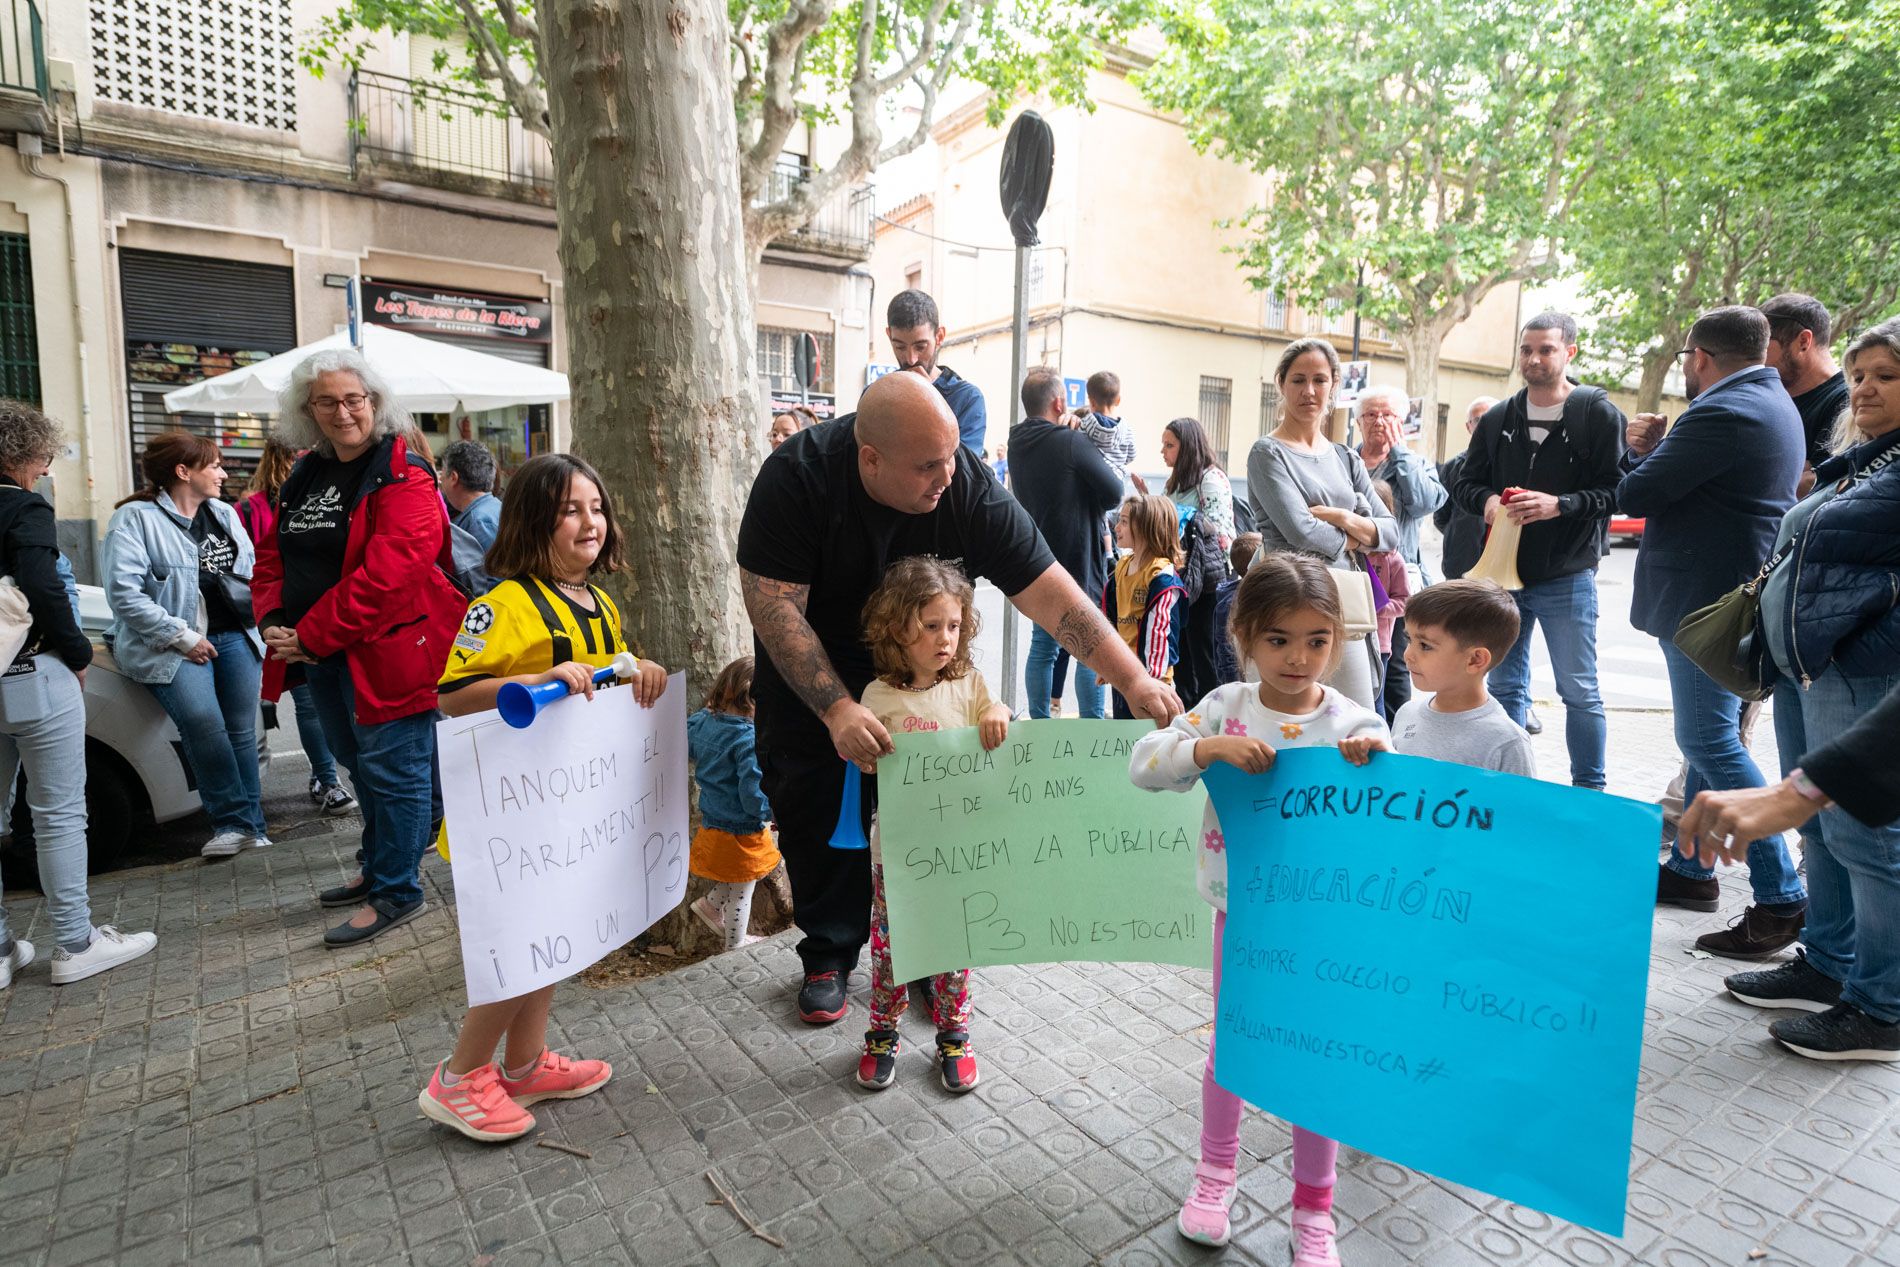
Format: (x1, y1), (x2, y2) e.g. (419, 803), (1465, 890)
(515, 577), (575, 668)
(1559, 385), (1610, 463)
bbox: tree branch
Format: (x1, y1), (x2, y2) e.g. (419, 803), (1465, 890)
(739, 0), (834, 205)
(492, 0), (538, 43)
(451, 0), (548, 134)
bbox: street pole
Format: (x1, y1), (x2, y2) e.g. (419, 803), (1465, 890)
(1350, 262), (1364, 363)
(1346, 261), (1364, 444)
(996, 110), (1052, 715)
(999, 243), (1031, 710)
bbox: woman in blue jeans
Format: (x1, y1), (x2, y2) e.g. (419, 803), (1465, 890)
(103, 432), (268, 858)
(0, 399), (159, 987)
(1723, 316), (1900, 1062)
(253, 352), (465, 948)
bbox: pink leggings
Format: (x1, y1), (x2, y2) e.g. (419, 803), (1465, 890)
(1203, 911), (1338, 1203)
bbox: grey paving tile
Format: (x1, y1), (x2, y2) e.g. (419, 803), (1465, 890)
(0, 715), (1892, 1266)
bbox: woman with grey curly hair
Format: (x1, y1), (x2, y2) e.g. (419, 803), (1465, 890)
(0, 399), (158, 987)
(273, 350), (410, 457)
(252, 353), (466, 947)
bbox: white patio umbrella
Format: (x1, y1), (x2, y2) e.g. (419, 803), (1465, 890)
(161, 324), (569, 415)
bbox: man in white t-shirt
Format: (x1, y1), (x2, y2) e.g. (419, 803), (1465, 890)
(1448, 312), (1627, 789)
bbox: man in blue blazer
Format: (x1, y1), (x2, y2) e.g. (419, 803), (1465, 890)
(1620, 305), (1808, 957)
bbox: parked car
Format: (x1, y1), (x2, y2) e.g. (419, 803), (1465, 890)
(1610, 516), (1646, 545)
(0, 584), (267, 885)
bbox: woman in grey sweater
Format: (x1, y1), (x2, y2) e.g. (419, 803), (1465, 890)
(1245, 338), (1398, 707)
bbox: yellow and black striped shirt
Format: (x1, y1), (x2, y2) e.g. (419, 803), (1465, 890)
(438, 576), (626, 692)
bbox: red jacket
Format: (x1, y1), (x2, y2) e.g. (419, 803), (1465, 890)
(252, 435), (465, 725)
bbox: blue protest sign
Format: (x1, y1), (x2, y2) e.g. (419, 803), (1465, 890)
(1203, 749), (1657, 1236)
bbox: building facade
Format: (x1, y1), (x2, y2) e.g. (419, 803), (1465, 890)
(0, 0), (871, 579)
(869, 62), (1528, 476)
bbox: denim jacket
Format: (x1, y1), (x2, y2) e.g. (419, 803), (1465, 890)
(102, 492), (263, 685)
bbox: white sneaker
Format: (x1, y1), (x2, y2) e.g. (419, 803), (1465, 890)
(202, 829), (246, 858)
(50, 926), (157, 985)
(245, 834), (274, 850)
(0, 939), (33, 989)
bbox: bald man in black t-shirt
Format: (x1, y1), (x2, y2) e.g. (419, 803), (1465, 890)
(737, 370), (1182, 1024)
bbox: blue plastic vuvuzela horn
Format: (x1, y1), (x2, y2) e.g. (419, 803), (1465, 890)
(496, 652), (640, 728)
(827, 761), (869, 850)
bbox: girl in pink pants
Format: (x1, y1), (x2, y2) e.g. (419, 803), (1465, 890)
(1130, 554), (1391, 1263)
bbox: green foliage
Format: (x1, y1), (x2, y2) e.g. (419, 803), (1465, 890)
(1141, 0), (1655, 344)
(299, 0), (529, 97)
(1567, 0), (1900, 375)
(303, 0), (1136, 137)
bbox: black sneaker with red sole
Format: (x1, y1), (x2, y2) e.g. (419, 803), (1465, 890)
(935, 1030), (979, 1093)
(798, 971), (848, 1024)
(856, 1028), (899, 1089)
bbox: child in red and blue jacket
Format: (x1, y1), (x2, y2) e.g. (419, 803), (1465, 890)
(1103, 493), (1186, 719)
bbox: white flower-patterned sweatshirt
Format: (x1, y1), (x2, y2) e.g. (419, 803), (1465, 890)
(1129, 682), (1388, 912)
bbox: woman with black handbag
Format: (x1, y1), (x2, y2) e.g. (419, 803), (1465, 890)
(1717, 316), (1900, 1063)
(102, 431), (269, 859)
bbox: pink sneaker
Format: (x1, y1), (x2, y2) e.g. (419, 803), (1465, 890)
(417, 1063), (535, 1142)
(497, 1048), (612, 1106)
(1292, 1206), (1341, 1267)
(1176, 1161), (1237, 1246)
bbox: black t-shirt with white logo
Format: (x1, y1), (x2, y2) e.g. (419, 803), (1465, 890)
(190, 501), (249, 633)
(278, 450), (376, 624)
(736, 413), (1054, 750)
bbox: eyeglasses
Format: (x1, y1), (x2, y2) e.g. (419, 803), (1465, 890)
(1673, 347), (1699, 362)
(310, 393), (370, 414)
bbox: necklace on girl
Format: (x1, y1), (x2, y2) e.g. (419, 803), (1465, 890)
(554, 578), (590, 595)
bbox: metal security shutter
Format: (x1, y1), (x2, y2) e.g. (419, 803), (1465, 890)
(0, 233), (39, 404)
(120, 250), (298, 491)
(120, 250), (297, 348)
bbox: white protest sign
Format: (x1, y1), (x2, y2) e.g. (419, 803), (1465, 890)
(437, 673), (688, 1005)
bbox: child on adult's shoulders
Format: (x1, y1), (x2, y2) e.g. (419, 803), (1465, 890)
(1346, 578), (1535, 776)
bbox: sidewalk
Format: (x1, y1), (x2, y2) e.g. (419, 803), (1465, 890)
(2, 708), (1898, 1266)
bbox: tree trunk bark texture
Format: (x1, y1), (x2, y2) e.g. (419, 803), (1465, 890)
(1635, 347), (1674, 415)
(543, 0), (762, 704)
(1399, 327), (1449, 442)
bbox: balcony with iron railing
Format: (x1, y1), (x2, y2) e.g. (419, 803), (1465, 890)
(760, 158), (875, 260)
(348, 69), (553, 204)
(0, 0), (48, 134)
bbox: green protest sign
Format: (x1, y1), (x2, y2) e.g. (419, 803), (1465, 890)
(877, 720), (1212, 981)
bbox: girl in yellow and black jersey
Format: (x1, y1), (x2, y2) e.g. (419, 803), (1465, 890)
(419, 453), (668, 1145)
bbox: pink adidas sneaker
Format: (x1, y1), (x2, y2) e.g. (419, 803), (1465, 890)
(417, 1063), (535, 1142)
(1176, 1161), (1237, 1246)
(497, 1049), (613, 1106)
(1292, 1206), (1342, 1267)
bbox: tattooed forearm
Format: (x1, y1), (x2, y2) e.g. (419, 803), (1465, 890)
(1052, 601), (1109, 662)
(740, 568), (850, 720)
(1010, 562), (1145, 687)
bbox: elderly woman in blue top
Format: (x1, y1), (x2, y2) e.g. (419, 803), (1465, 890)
(1719, 315), (1900, 1063)
(103, 431), (269, 859)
